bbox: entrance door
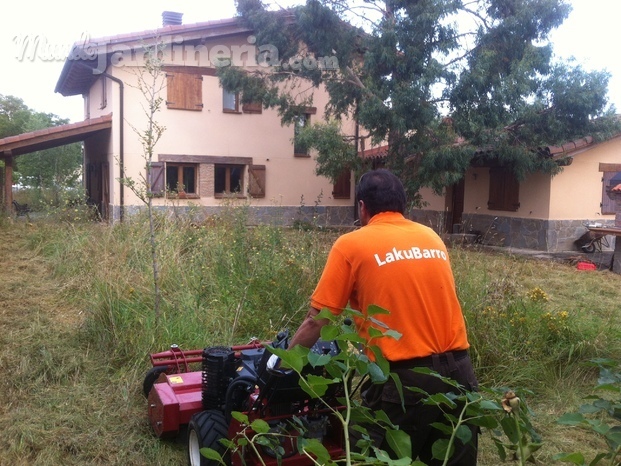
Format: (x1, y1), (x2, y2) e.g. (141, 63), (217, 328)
(86, 162), (109, 220)
(448, 178), (465, 233)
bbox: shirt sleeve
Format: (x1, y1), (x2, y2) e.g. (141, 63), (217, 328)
(310, 241), (355, 315)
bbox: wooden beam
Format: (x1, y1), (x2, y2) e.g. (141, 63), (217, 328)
(4, 152), (13, 212)
(599, 163), (621, 172)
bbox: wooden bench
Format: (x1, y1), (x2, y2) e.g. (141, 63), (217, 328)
(12, 200), (31, 217)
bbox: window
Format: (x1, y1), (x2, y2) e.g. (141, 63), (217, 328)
(215, 164), (244, 196)
(488, 167), (520, 211)
(223, 90), (239, 113)
(294, 114), (311, 156)
(166, 72), (203, 111)
(166, 163), (198, 197)
(332, 169), (351, 199)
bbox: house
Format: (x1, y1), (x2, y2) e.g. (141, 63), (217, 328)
(411, 134), (621, 252)
(1, 12), (356, 225)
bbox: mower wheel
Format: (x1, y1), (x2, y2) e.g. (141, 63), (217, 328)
(187, 410), (230, 466)
(143, 366), (168, 397)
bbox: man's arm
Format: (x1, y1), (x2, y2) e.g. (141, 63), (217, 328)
(288, 306), (330, 348)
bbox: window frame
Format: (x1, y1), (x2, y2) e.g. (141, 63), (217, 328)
(165, 163), (199, 198)
(214, 164), (246, 198)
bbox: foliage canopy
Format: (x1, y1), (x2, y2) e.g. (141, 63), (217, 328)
(220, 0), (620, 195)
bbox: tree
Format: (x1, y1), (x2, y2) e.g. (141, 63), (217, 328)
(219, 0), (620, 198)
(0, 94), (82, 189)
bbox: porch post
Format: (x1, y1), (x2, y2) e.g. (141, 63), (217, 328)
(4, 152), (13, 212)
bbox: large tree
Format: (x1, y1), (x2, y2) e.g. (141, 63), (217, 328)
(0, 95), (82, 189)
(219, 0), (619, 198)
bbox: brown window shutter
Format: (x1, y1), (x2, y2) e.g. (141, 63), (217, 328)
(166, 73), (203, 111)
(602, 171), (617, 215)
(488, 167), (520, 211)
(149, 162), (165, 196)
(242, 101), (262, 114)
(248, 165), (266, 198)
(332, 170), (351, 199)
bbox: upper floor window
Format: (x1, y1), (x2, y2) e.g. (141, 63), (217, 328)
(488, 167), (520, 211)
(223, 90), (239, 113)
(166, 72), (203, 111)
(294, 114), (311, 156)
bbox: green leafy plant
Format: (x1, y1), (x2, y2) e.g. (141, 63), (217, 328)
(200, 306), (541, 465)
(555, 358), (621, 466)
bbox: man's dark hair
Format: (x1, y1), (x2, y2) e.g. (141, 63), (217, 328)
(356, 169), (406, 217)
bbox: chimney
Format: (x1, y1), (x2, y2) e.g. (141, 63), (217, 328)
(162, 11), (183, 27)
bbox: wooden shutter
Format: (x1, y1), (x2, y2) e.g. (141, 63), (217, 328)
(166, 72), (203, 111)
(248, 165), (266, 198)
(242, 101), (262, 114)
(488, 167), (520, 211)
(332, 170), (351, 199)
(602, 171), (618, 215)
(149, 162), (165, 197)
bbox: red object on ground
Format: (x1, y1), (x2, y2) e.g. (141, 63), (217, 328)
(577, 261), (597, 271)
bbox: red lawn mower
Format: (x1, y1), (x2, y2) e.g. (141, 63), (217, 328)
(145, 331), (346, 465)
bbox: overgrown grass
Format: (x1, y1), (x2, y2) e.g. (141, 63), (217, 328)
(2, 205), (621, 464)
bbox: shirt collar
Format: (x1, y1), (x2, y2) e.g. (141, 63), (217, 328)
(367, 211), (405, 225)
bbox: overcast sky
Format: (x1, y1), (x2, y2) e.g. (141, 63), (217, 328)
(1, 0), (618, 123)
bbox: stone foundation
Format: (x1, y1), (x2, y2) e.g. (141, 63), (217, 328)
(410, 209), (616, 252)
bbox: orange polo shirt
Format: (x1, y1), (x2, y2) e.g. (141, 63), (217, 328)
(310, 212), (469, 361)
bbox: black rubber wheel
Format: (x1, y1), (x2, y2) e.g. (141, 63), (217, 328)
(582, 243), (596, 254)
(143, 366), (168, 397)
(187, 410), (230, 466)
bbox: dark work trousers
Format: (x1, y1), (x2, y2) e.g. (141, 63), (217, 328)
(358, 350), (479, 466)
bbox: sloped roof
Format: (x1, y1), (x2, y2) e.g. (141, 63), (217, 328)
(55, 17), (254, 97)
(0, 114), (112, 157)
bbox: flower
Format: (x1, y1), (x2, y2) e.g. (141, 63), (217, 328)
(502, 390), (520, 413)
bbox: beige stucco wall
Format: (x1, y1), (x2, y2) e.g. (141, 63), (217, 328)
(549, 136), (621, 221)
(83, 32), (354, 217)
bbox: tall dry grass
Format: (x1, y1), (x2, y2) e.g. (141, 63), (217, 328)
(1, 204), (620, 464)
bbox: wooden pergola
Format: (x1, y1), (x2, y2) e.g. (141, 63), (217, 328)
(0, 114), (112, 212)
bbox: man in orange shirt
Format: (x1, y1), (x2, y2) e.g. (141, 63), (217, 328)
(288, 169), (478, 465)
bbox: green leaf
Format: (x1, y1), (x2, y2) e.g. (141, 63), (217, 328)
(385, 428), (412, 460)
(307, 351), (331, 367)
(455, 424), (473, 445)
(199, 447), (224, 463)
(552, 452), (586, 465)
(298, 437), (331, 464)
(231, 411), (249, 424)
(431, 438), (453, 461)
(557, 413), (586, 426)
(429, 422), (453, 435)
(250, 418), (270, 434)
(500, 415), (520, 444)
(367, 304), (390, 317)
(299, 374), (332, 397)
(320, 324), (339, 341)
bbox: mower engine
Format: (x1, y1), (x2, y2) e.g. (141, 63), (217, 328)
(146, 332), (345, 466)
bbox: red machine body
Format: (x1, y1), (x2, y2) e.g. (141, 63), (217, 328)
(148, 370), (203, 438)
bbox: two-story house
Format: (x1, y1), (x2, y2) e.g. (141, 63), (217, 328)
(51, 12), (355, 224)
